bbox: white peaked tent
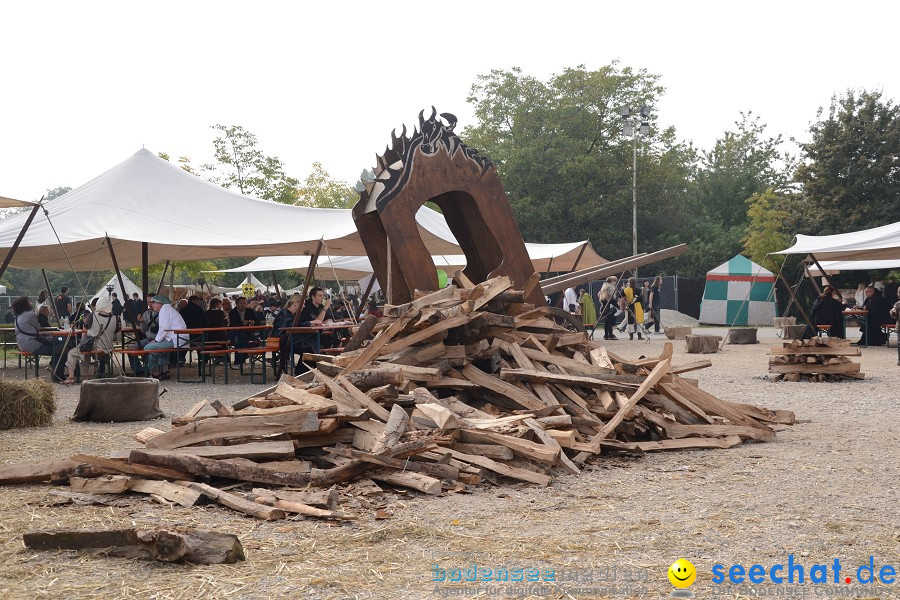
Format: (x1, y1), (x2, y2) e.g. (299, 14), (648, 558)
(90, 273), (142, 304)
(699, 255), (776, 326)
(239, 274), (270, 293)
(0, 149), (462, 271)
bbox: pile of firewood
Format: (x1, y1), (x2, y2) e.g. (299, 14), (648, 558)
(769, 337), (863, 382)
(0, 276), (795, 521)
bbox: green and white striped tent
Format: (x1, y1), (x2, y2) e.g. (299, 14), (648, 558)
(699, 255), (776, 326)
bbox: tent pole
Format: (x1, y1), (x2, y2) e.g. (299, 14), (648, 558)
(804, 264), (822, 296)
(0, 201), (41, 283)
(808, 254), (838, 291)
(270, 270), (282, 298)
(141, 242), (149, 302)
(155, 261), (170, 295)
(770, 258), (813, 331)
(105, 236), (138, 331)
(386, 237), (392, 305)
(356, 275), (377, 321)
(545, 255), (554, 278)
(569, 244), (587, 273)
(41, 269), (60, 327)
(293, 240), (322, 327)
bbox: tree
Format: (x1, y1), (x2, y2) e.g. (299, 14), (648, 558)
(45, 186), (72, 201)
(202, 125), (299, 204)
(295, 162), (357, 208)
(464, 64), (696, 262)
(158, 152), (198, 175)
(795, 89), (900, 234)
(743, 188), (793, 270)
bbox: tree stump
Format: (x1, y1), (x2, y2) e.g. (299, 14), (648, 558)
(685, 335), (722, 354)
(728, 328), (758, 344)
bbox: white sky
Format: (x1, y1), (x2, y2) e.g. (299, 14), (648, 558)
(2, 1), (899, 201)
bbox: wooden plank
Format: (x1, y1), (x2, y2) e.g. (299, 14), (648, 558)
(581, 359), (671, 455)
(499, 368), (637, 393)
(443, 449), (551, 486)
(182, 399), (209, 419)
(451, 443), (514, 461)
(768, 362), (860, 374)
(524, 418), (580, 475)
(335, 375), (393, 422)
(668, 378), (772, 430)
(633, 435), (744, 452)
(519, 347), (613, 375)
(129, 478), (202, 507)
(0, 460), (86, 484)
(663, 423), (776, 442)
(471, 276), (513, 311)
(459, 429), (559, 464)
(182, 482), (285, 520)
(342, 308), (418, 374)
(69, 454), (193, 481)
(380, 314), (473, 354)
(251, 487), (338, 510)
(371, 404), (409, 453)
(129, 450), (312, 487)
(22, 528), (245, 564)
(159, 441), (296, 461)
(69, 475), (132, 494)
(656, 384), (716, 424)
(669, 359), (713, 374)
(461, 364), (547, 411)
(146, 411), (319, 450)
(369, 469), (443, 495)
(273, 380), (343, 412)
(133, 427), (166, 444)
(250, 494), (355, 520)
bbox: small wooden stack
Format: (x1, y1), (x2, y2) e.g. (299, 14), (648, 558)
(0, 276), (795, 521)
(769, 337), (864, 381)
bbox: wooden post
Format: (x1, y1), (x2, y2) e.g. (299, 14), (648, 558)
(106, 236), (139, 332)
(292, 240), (322, 327)
(804, 264), (822, 296)
(386, 237), (392, 305)
(0, 201), (41, 282)
(808, 254), (838, 292)
(355, 275), (376, 321)
(270, 270), (282, 298)
(41, 269), (59, 326)
(155, 261), (170, 295)
(569, 243), (587, 273)
(771, 259), (813, 331)
(141, 242), (149, 302)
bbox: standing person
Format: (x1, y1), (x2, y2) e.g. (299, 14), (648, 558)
(578, 288), (596, 330)
(144, 295), (188, 380)
(229, 297), (261, 370)
(63, 296), (116, 383)
(649, 276), (663, 333)
(111, 293), (124, 317)
(597, 277), (619, 340)
(885, 276), (898, 308)
(890, 287), (900, 366)
(55, 287), (72, 323)
(37, 290), (53, 319)
(563, 287), (578, 314)
(623, 277), (644, 340)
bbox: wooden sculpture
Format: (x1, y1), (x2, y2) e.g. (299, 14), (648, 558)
(353, 108), (543, 305)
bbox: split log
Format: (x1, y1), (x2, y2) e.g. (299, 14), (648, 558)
(23, 528), (245, 564)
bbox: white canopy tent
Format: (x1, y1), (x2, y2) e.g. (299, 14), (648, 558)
(0, 149), (463, 271)
(90, 273), (143, 304)
(775, 221), (900, 261)
(203, 240), (605, 281)
(807, 259), (900, 276)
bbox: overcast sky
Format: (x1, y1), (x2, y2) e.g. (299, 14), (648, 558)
(3, 1), (899, 201)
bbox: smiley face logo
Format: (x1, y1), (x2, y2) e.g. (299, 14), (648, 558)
(668, 559), (696, 588)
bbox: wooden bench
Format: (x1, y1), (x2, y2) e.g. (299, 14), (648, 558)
(11, 351), (40, 379)
(232, 337), (280, 384)
(882, 323), (896, 347)
(115, 347), (183, 381)
(80, 350), (113, 379)
(816, 324), (831, 337)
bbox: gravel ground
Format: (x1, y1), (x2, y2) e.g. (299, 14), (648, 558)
(1, 335), (898, 599)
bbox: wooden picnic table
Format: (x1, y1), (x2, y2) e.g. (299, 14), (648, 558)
(843, 309), (868, 347)
(281, 323), (354, 369)
(170, 325), (271, 383)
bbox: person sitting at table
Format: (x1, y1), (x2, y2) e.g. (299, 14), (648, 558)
(12, 295), (69, 382)
(273, 294), (319, 375)
(229, 297), (261, 370)
(37, 305), (52, 328)
(221, 297), (233, 323)
(180, 295), (209, 337)
(856, 285), (892, 346)
(300, 287), (341, 349)
(63, 296), (116, 384)
(363, 298), (383, 319)
(803, 285), (847, 339)
(205, 297), (228, 339)
(145, 295), (188, 380)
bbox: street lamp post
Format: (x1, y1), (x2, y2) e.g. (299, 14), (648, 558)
(619, 105), (650, 273)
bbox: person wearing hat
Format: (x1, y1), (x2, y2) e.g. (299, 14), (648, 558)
(145, 295), (188, 380)
(63, 296), (117, 384)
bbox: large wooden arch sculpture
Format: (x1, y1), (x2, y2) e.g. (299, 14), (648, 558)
(353, 108), (543, 306)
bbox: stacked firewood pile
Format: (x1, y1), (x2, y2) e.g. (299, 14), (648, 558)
(769, 336), (864, 382)
(0, 276), (795, 521)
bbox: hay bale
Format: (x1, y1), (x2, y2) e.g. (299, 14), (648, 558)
(0, 379), (57, 430)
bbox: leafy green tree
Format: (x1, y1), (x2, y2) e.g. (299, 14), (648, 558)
(45, 186), (72, 201)
(743, 188), (793, 269)
(794, 89), (900, 234)
(464, 64), (696, 262)
(295, 162), (356, 208)
(158, 152), (198, 175)
(202, 124), (299, 204)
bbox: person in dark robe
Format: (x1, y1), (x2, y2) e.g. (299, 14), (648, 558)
(857, 285), (892, 346)
(804, 286), (847, 339)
